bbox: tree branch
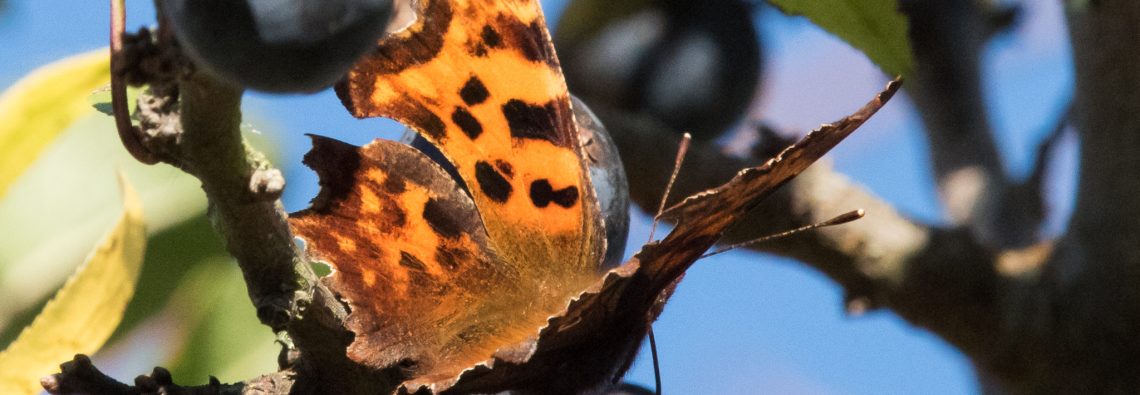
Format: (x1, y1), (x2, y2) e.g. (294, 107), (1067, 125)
(104, 28), (397, 394)
(901, 0), (1003, 214)
(972, 2), (1140, 392)
(586, 2), (1140, 393)
(44, 354), (288, 395)
(43, 354), (657, 395)
(900, 0), (1049, 248)
(1066, 0), (1140, 270)
(591, 95), (1004, 351)
(177, 74), (302, 331)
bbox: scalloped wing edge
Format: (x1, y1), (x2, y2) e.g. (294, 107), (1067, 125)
(662, 78), (901, 222)
(395, 78), (901, 394)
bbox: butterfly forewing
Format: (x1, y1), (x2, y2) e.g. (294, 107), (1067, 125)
(337, 0), (604, 278)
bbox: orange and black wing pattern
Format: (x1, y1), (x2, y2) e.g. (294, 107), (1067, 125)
(337, 0), (604, 275)
(290, 136), (511, 379)
(290, 0), (610, 392)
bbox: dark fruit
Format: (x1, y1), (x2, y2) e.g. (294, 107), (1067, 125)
(555, 0), (762, 141)
(160, 0), (395, 93)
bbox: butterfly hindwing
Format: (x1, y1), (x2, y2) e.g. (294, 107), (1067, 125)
(293, 135), (597, 387)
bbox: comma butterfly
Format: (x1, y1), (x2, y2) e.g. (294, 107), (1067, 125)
(288, 0), (899, 393)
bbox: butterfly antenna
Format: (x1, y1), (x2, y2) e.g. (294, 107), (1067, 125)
(648, 133), (693, 243)
(644, 133), (689, 395)
(648, 327), (663, 395)
(702, 210), (866, 259)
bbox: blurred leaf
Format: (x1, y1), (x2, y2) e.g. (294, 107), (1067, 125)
(88, 85), (140, 119)
(112, 216), (227, 344)
(769, 0), (913, 78)
(98, 220), (273, 381)
(0, 49), (283, 384)
(0, 118), (281, 382)
(554, 0), (649, 50)
(0, 215), (226, 350)
(0, 87), (282, 383)
(0, 108), (279, 332)
(0, 175), (146, 395)
(164, 259), (277, 383)
(0, 49), (110, 197)
(0, 114), (205, 329)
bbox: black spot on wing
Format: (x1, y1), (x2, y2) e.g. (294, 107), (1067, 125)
(381, 174), (407, 194)
(423, 197), (463, 239)
(529, 179), (580, 208)
(495, 16), (557, 66)
(405, 101), (447, 140)
(524, 21), (554, 63)
(398, 251), (428, 271)
(435, 245), (474, 271)
(459, 76), (490, 106)
(475, 161), (512, 203)
(482, 25), (503, 49)
(502, 99), (572, 147)
(471, 44), (489, 57)
(451, 107), (483, 139)
(494, 160), (514, 178)
(381, 198), (408, 228)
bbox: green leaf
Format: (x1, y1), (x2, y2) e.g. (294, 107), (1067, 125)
(164, 259), (277, 382)
(0, 174), (146, 395)
(0, 114), (205, 329)
(769, 0), (913, 78)
(0, 49), (110, 198)
(0, 216), (221, 352)
(0, 83), (278, 351)
(88, 85), (140, 119)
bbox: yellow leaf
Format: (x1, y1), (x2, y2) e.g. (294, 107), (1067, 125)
(0, 173), (146, 395)
(0, 49), (111, 198)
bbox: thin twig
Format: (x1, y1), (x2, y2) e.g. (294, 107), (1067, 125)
(109, 0), (157, 164)
(648, 328), (662, 395)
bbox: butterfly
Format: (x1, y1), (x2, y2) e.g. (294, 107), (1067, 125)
(288, 0), (899, 393)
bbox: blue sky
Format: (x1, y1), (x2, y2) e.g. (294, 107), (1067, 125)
(0, 1), (1075, 393)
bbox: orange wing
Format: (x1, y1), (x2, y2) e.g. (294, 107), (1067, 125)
(292, 0), (612, 391)
(291, 136), (572, 389)
(337, 0), (604, 276)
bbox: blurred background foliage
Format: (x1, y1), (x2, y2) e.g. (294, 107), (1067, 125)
(0, 0), (1074, 393)
(0, 88), (278, 383)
